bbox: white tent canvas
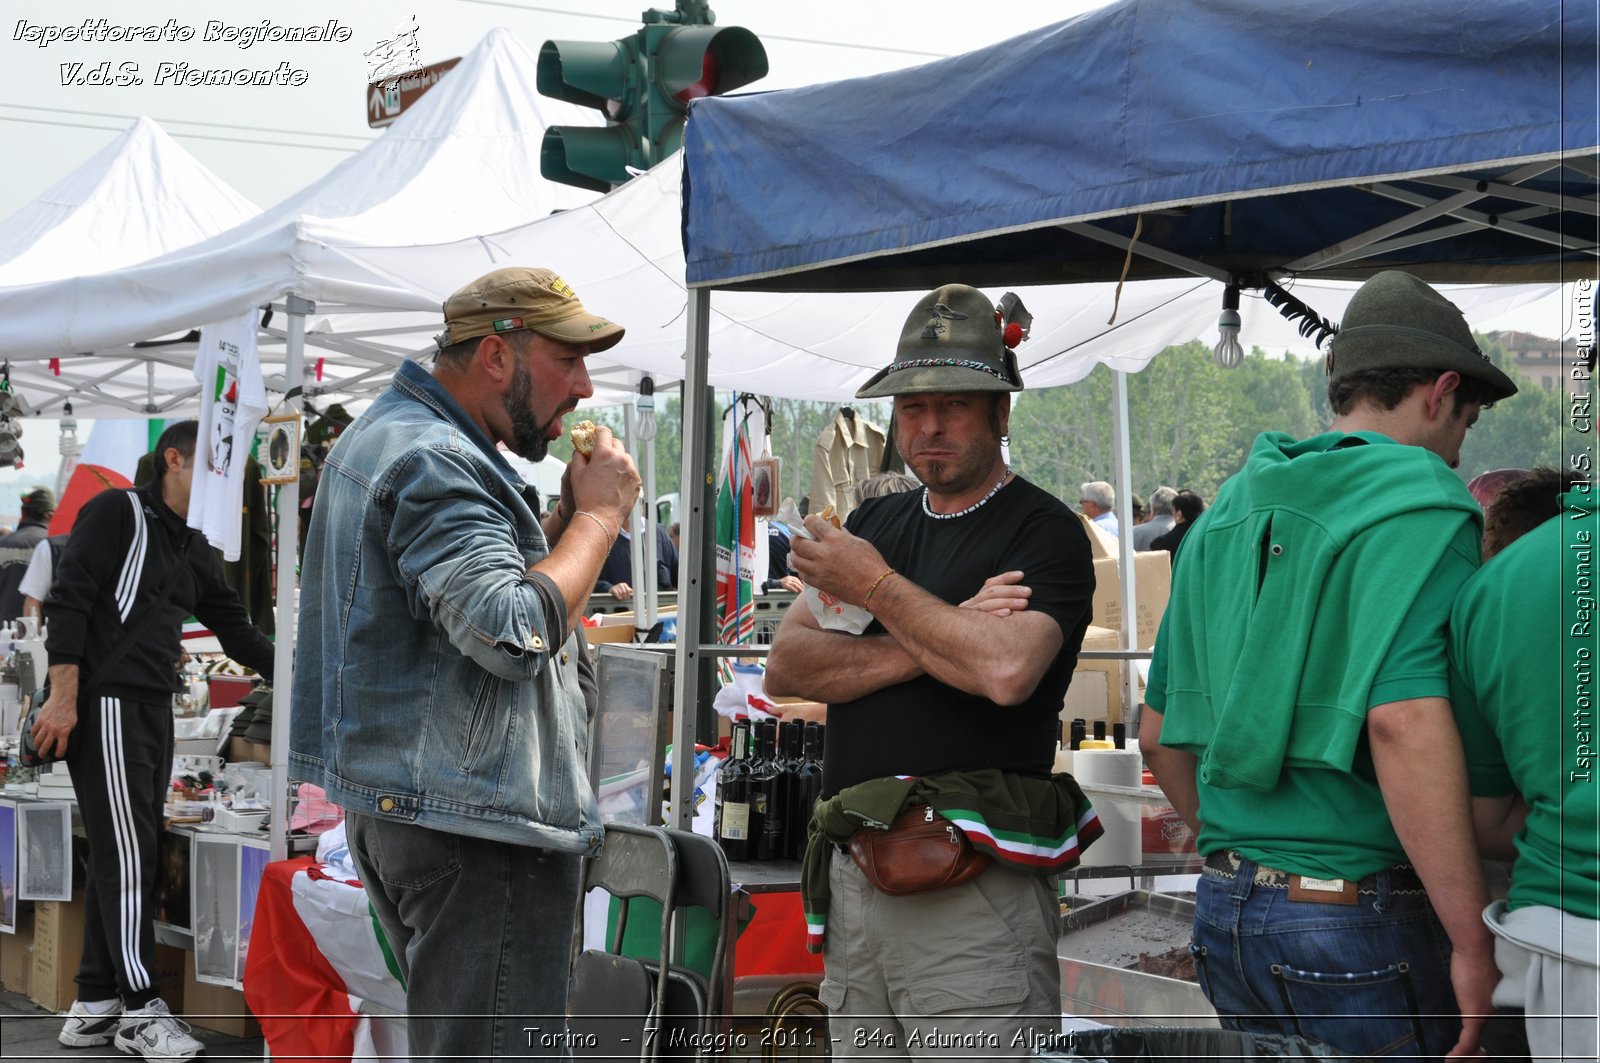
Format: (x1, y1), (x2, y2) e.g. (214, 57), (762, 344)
(341, 152), (1559, 401)
(0, 116), (259, 287)
(0, 28), (605, 418)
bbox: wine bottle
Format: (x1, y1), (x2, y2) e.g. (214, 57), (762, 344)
(715, 721), (753, 861)
(789, 722), (825, 860)
(752, 719), (783, 861)
(776, 720), (804, 861)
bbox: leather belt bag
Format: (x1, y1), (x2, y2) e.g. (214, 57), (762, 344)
(848, 804), (992, 896)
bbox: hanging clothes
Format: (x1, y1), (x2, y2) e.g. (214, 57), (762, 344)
(809, 408), (887, 523)
(191, 311), (269, 562)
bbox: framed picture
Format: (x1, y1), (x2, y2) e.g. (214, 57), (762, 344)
(751, 455), (780, 518)
(18, 801), (72, 901)
(192, 832), (271, 989)
(0, 801), (17, 933)
(259, 412), (302, 485)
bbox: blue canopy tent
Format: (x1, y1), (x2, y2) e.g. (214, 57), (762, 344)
(664, 0), (1599, 827)
(682, 0), (1597, 292)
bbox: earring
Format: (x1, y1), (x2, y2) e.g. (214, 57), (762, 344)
(1000, 434), (1011, 446)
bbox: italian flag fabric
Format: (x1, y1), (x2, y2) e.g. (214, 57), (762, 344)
(243, 858), (408, 1062)
(713, 397), (761, 685)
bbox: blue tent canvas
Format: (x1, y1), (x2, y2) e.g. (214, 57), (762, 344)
(682, 0), (1597, 292)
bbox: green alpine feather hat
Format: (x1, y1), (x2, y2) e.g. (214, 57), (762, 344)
(1327, 271), (1517, 401)
(855, 283), (1025, 399)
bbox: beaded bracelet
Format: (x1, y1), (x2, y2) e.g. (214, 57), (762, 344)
(863, 569), (896, 605)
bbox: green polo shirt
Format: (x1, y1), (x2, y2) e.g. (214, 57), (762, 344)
(1146, 431), (1485, 880)
(1149, 519), (1479, 878)
(1449, 489), (1600, 919)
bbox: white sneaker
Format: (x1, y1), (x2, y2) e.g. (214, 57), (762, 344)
(58, 998), (123, 1046)
(114, 998), (206, 1060)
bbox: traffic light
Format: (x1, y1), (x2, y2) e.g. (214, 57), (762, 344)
(538, 1), (766, 192)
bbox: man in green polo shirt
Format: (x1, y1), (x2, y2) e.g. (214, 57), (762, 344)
(1141, 271), (1518, 1059)
(1449, 481), (1600, 1061)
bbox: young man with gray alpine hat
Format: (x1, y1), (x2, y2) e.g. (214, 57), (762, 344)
(1141, 270), (1517, 1058)
(767, 283), (1100, 1057)
(290, 266), (640, 1057)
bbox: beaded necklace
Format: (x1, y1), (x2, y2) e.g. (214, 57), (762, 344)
(921, 468), (1012, 520)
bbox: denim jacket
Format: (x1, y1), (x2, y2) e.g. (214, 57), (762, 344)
(289, 360), (601, 855)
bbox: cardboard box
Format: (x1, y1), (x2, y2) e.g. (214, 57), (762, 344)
(1, 905), (36, 996)
(153, 945), (186, 1013)
(183, 951), (260, 1037)
(1065, 625), (1137, 724)
(30, 890), (86, 1012)
(1090, 552), (1172, 650)
(1071, 509), (1174, 650)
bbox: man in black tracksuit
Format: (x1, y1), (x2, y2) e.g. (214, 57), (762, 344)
(32, 420), (274, 1060)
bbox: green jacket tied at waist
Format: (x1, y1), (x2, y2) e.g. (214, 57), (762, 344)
(800, 769), (1102, 952)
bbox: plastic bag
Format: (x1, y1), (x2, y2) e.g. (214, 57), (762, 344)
(775, 498), (874, 635)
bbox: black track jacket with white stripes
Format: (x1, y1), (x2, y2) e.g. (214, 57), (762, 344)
(45, 482), (275, 704)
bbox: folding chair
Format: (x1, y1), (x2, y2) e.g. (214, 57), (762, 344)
(660, 827), (736, 1051)
(569, 823), (677, 1061)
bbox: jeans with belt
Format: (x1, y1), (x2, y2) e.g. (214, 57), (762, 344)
(1191, 850), (1462, 1059)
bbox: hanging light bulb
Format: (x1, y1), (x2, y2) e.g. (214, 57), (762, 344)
(1212, 282), (1244, 369)
(634, 375), (658, 442)
(60, 400), (76, 435)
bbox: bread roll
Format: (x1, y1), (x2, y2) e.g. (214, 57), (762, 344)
(570, 420), (598, 456)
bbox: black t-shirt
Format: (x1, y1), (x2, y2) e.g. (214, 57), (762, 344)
(822, 477), (1095, 795)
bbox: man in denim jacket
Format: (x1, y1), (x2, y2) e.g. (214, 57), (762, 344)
(290, 267), (640, 1057)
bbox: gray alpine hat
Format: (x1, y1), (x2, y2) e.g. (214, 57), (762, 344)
(855, 283), (1024, 399)
(1327, 271), (1517, 401)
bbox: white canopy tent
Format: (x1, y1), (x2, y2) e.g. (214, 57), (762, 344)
(340, 151), (1558, 397)
(0, 28), (615, 420)
(0, 117), (261, 418)
(0, 117), (259, 286)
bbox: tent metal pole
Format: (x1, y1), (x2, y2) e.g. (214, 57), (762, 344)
(640, 400), (659, 633)
(1110, 369), (1141, 736)
(623, 398), (646, 633)
(269, 294), (310, 862)
(670, 289), (712, 831)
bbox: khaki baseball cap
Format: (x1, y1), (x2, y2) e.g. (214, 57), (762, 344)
(436, 267), (624, 353)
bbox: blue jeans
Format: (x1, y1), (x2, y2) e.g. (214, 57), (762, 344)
(347, 813), (583, 1059)
(1191, 854), (1462, 1059)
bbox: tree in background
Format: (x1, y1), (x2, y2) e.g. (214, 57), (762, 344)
(1456, 332), (1567, 478)
(575, 330), (1569, 516)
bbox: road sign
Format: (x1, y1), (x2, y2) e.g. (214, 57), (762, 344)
(366, 57), (461, 128)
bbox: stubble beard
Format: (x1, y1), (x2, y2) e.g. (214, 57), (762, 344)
(503, 357), (567, 463)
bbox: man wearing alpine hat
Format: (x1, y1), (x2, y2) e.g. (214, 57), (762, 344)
(1141, 271), (1518, 1058)
(291, 267), (640, 1056)
(767, 283), (1099, 1057)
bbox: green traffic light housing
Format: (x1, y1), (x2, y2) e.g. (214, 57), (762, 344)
(537, 1), (766, 192)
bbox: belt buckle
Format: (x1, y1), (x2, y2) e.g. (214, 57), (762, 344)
(1287, 874), (1359, 906)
